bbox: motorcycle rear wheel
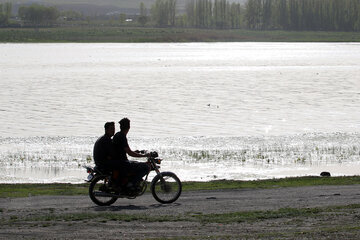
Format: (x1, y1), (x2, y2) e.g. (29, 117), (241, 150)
(151, 172), (182, 204)
(89, 175), (117, 206)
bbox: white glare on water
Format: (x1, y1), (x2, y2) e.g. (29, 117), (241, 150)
(0, 43), (359, 182)
(0, 133), (359, 183)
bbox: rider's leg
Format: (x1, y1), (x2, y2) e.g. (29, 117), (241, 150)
(103, 161), (124, 186)
(127, 161), (150, 184)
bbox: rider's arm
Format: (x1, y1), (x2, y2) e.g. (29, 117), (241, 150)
(124, 147), (149, 158)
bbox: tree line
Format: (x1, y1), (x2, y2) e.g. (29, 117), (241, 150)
(0, 3), (11, 26)
(151, 0), (360, 31)
(0, 3), (59, 27)
(151, 0), (177, 26)
(245, 0), (360, 31)
(1, 0), (360, 31)
(18, 4), (59, 26)
(182, 0), (242, 29)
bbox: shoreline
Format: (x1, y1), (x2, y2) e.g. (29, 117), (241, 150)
(1, 175), (360, 198)
(1, 27), (360, 43)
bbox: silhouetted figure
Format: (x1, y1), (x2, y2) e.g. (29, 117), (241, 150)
(93, 122), (123, 183)
(93, 122), (115, 169)
(113, 118), (150, 188)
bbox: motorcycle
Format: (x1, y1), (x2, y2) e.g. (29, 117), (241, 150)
(83, 151), (182, 206)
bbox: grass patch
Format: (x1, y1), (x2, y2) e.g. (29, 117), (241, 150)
(20, 212), (182, 223)
(191, 207), (325, 223)
(1, 27), (360, 43)
(182, 175), (360, 191)
(0, 176), (359, 198)
(0, 183), (89, 198)
(199, 204), (360, 224)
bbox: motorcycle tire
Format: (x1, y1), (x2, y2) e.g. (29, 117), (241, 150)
(89, 175), (117, 206)
(150, 172), (182, 204)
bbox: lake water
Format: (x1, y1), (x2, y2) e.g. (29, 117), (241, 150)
(0, 42), (359, 183)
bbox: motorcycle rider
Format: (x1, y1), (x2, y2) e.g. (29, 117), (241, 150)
(112, 118), (150, 189)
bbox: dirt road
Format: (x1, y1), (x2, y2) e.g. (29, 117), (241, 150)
(1, 185), (360, 239)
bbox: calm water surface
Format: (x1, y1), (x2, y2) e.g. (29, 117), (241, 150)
(0, 43), (359, 182)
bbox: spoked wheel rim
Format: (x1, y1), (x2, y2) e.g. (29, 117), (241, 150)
(151, 172), (182, 204)
(89, 176), (117, 206)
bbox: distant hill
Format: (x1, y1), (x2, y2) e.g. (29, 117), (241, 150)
(1, 0), (247, 16)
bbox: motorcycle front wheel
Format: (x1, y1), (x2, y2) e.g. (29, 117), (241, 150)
(89, 175), (117, 206)
(151, 172), (182, 204)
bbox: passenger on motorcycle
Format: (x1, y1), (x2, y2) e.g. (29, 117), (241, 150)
(93, 121), (124, 183)
(112, 118), (151, 190)
(93, 122), (115, 169)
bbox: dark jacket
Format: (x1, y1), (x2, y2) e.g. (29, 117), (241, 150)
(112, 131), (129, 162)
(93, 134), (113, 167)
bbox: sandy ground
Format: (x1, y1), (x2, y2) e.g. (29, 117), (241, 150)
(1, 185), (360, 239)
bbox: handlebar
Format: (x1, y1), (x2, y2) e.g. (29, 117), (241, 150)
(135, 150), (159, 158)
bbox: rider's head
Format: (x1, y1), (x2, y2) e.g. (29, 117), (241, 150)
(119, 118), (130, 132)
(104, 122), (115, 136)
